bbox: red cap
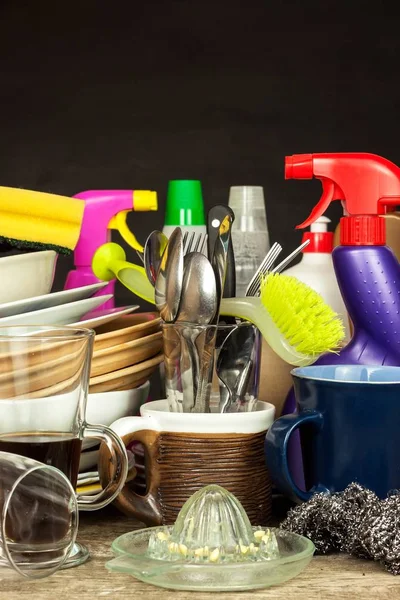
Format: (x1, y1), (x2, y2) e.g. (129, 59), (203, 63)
(340, 216), (386, 246)
(302, 231), (333, 252)
(300, 215), (333, 252)
(285, 153), (400, 245)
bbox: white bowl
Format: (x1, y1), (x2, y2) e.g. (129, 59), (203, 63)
(85, 380), (150, 427)
(79, 381), (150, 471)
(0, 251), (57, 304)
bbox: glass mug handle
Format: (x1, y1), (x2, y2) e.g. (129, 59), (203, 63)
(78, 423), (128, 510)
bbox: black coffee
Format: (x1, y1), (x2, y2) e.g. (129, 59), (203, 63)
(0, 432), (82, 488)
(0, 432), (82, 545)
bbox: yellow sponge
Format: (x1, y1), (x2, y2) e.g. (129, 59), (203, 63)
(0, 187), (85, 254)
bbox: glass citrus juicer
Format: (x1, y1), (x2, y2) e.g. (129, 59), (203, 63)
(106, 485), (315, 592)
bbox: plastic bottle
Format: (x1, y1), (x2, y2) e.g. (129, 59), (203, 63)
(334, 206), (400, 261)
(286, 152), (400, 366)
(162, 180), (206, 240)
(228, 186), (270, 297)
(283, 215), (350, 341)
(283, 152), (400, 491)
(334, 208), (400, 341)
(64, 189), (157, 308)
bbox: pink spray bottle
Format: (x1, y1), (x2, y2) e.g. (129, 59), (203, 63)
(64, 190), (157, 308)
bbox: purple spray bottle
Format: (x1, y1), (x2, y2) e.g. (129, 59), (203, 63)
(64, 190), (157, 308)
(282, 152), (400, 489)
(286, 152), (400, 365)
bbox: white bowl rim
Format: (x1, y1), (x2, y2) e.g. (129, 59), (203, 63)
(0, 250), (56, 264)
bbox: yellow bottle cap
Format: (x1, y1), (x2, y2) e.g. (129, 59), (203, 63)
(134, 190), (158, 211)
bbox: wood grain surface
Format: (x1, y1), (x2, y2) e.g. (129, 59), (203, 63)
(0, 506), (397, 600)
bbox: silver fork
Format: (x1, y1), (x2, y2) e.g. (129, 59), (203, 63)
(245, 243), (283, 297)
(270, 239), (310, 274)
(245, 239), (311, 296)
(139, 230), (207, 264)
(182, 231), (208, 255)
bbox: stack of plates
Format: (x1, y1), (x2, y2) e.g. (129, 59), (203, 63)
(79, 314), (163, 481)
(0, 263), (163, 489)
(0, 281), (140, 328)
(89, 313), (163, 393)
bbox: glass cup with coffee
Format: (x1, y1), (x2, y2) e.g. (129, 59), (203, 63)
(0, 326), (128, 568)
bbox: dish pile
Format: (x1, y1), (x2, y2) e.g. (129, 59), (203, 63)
(0, 252), (139, 327)
(79, 313), (163, 481)
(0, 250), (57, 305)
(89, 313), (162, 393)
(0, 254), (163, 489)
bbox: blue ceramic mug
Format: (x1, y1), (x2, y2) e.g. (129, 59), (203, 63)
(265, 365), (400, 502)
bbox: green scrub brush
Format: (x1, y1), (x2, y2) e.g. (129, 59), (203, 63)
(221, 273), (345, 366)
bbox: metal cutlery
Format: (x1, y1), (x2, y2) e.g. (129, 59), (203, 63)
(175, 252), (218, 412)
(245, 239), (311, 296)
(182, 231), (208, 255)
(177, 253), (218, 325)
(144, 230), (168, 286)
(216, 323), (257, 413)
(154, 228), (184, 323)
(207, 205), (236, 329)
(270, 239), (310, 274)
(210, 213), (234, 324)
(245, 242), (282, 297)
(207, 205), (236, 298)
(151, 209), (264, 414)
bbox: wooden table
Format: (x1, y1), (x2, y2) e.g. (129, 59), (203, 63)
(1, 506), (398, 599)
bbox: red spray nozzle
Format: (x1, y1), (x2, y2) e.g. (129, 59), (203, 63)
(285, 154), (313, 180)
(286, 153), (400, 245)
(287, 153), (400, 223)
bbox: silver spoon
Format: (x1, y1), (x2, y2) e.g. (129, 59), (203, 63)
(177, 252), (217, 324)
(144, 230), (168, 286)
(176, 251), (218, 412)
(155, 227), (183, 323)
(216, 323), (256, 413)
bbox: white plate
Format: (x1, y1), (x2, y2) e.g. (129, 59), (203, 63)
(0, 282), (108, 318)
(77, 471), (99, 483)
(0, 294), (113, 326)
(70, 305), (140, 329)
(79, 449), (99, 473)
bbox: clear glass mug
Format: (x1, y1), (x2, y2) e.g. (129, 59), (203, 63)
(163, 322), (262, 413)
(0, 451), (78, 579)
(0, 326), (128, 567)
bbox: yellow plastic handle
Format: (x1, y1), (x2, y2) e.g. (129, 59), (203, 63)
(109, 211), (144, 253)
(92, 243), (155, 304)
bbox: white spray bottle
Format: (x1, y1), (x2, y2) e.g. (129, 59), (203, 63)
(283, 215), (351, 342)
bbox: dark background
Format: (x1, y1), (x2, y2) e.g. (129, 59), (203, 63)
(1, 0), (399, 307)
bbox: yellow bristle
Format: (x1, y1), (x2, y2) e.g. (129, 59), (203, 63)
(260, 273), (345, 356)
